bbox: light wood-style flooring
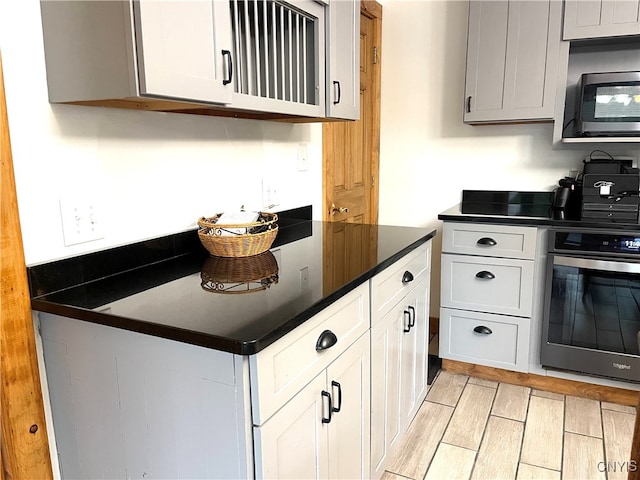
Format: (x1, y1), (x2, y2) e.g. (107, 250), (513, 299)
(383, 371), (637, 480)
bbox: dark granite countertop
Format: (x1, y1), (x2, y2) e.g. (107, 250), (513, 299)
(29, 207), (435, 355)
(438, 190), (640, 231)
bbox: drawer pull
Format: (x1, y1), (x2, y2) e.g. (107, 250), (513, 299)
(475, 271), (495, 280)
(403, 310), (411, 333)
(473, 325), (493, 335)
(402, 271), (414, 285)
(408, 305), (416, 328)
(321, 390), (333, 423)
(331, 380), (342, 413)
(316, 330), (338, 351)
(477, 237), (497, 246)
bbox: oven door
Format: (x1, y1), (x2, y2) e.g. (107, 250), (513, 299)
(541, 254), (640, 383)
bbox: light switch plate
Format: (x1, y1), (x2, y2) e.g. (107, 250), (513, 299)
(59, 197), (104, 246)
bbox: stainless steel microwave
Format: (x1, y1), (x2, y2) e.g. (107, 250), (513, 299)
(576, 71), (640, 137)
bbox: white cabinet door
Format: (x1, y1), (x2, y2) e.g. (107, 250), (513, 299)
(327, 333), (370, 480)
(254, 373), (329, 479)
(370, 275), (429, 480)
(399, 276), (430, 430)
(370, 303), (404, 479)
(134, 0), (234, 104)
(464, 0), (562, 123)
(563, 0), (640, 39)
(326, 0), (360, 119)
(254, 332), (369, 480)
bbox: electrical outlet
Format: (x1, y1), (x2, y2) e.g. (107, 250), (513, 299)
(59, 198), (103, 246)
(297, 143), (308, 171)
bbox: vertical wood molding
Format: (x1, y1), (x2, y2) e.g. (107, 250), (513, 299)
(0, 53), (53, 479)
(630, 396), (639, 480)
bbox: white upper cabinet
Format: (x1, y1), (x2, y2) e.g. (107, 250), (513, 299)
(463, 0), (563, 123)
(563, 0), (640, 40)
(134, 1), (233, 104)
(326, 0), (360, 120)
(40, 1), (234, 106)
(40, 0), (359, 120)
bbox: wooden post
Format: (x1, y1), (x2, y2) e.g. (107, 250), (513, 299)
(630, 396), (639, 480)
(0, 52), (53, 478)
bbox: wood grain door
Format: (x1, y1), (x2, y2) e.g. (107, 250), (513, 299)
(322, 2), (382, 294)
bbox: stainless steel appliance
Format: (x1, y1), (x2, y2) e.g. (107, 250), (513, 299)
(576, 71), (640, 137)
(541, 228), (640, 383)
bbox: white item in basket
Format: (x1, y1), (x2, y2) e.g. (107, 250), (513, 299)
(216, 211), (259, 236)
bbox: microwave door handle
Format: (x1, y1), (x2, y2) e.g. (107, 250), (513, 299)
(553, 255), (640, 274)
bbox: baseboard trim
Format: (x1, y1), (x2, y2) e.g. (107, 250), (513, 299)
(442, 359), (640, 407)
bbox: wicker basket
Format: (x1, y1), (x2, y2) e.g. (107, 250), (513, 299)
(197, 212), (278, 257)
(200, 251), (279, 294)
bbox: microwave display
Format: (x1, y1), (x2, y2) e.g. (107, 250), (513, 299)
(594, 85), (640, 119)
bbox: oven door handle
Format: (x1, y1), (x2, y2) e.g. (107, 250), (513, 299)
(553, 255), (640, 274)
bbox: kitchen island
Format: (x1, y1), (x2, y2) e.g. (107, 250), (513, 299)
(29, 208), (435, 479)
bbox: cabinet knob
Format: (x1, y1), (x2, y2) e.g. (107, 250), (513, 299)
(316, 330), (338, 351)
(475, 270), (495, 280)
(476, 237), (497, 246)
(333, 80), (341, 105)
(473, 325), (493, 335)
(402, 271), (414, 285)
(403, 310), (411, 333)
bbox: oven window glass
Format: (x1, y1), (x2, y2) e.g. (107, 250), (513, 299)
(548, 265), (640, 355)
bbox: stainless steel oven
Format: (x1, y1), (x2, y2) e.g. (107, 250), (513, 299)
(541, 228), (640, 383)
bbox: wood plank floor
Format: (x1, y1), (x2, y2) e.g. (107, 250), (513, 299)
(383, 370), (637, 480)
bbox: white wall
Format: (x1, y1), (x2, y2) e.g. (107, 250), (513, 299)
(0, 1), (323, 266)
(377, 0), (640, 315)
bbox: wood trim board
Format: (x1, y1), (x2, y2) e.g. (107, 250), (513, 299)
(0, 53), (53, 478)
(442, 359), (640, 407)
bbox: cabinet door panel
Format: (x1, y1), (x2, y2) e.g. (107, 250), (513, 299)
(254, 373), (329, 479)
(326, 0), (360, 119)
(370, 304), (404, 479)
(465, 0), (561, 123)
(134, 0), (233, 104)
(564, 0), (640, 39)
(465, 0), (509, 114)
(327, 333), (370, 480)
(400, 277), (429, 430)
(504, 1), (551, 109)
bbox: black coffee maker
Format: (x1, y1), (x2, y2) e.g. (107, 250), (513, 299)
(552, 176), (582, 218)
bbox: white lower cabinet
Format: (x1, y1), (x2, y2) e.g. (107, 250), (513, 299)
(439, 222), (540, 374)
(254, 332), (370, 480)
(370, 242), (431, 480)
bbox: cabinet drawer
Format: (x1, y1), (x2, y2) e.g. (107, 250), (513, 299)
(249, 283), (369, 425)
(371, 241), (431, 326)
(442, 222), (537, 259)
(440, 254), (534, 317)
(439, 307), (530, 372)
